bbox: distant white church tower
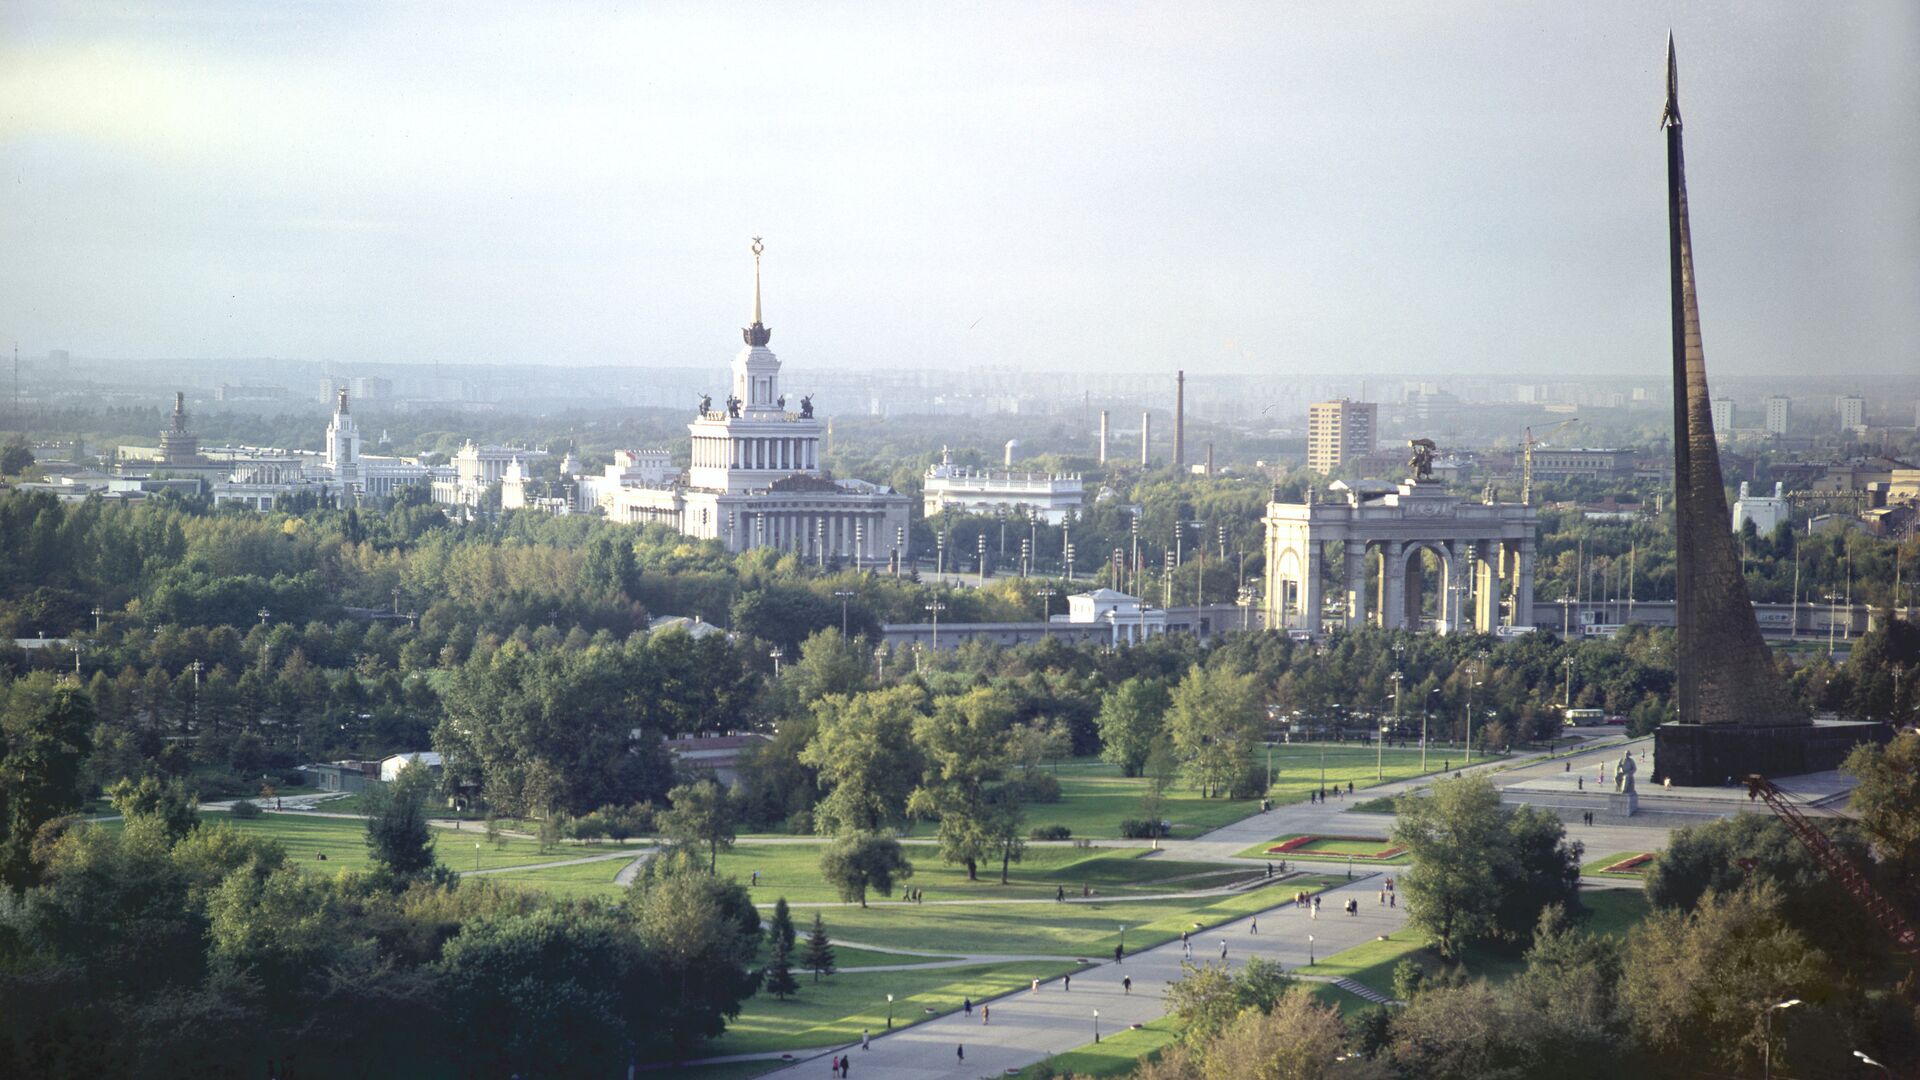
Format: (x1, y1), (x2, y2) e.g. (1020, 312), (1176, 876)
(325, 389), (361, 486)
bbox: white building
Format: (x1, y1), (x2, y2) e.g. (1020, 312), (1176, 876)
(1710, 398), (1734, 432)
(922, 448), (1084, 524)
(572, 449), (677, 513)
(604, 240), (912, 566)
(431, 440), (551, 508)
(1059, 588), (1168, 646)
(1766, 396), (1792, 436)
(212, 391), (428, 509)
(379, 751), (443, 782)
(1732, 481), (1790, 535)
(1838, 395), (1865, 433)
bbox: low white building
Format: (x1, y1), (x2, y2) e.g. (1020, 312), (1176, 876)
(922, 448), (1084, 525)
(431, 441), (551, 508)
(379, 751), (443, 782)
(1059, 588), (1167, 646)
(210, 391), (429, 510)
(1733, 481), (1790, 535)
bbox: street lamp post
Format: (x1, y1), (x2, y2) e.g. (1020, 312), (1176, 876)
(1764, 999), (1801, 1080)
(833, 590), (854, 638)
(769, 647), (784, 676)
(1037, 587), (1057, 639)
(1093, 1009), (1100, 1043)
(926, 601), (946, 652)
(886, 993), (895, 1030)
(474, 841), (481, 873)
(1377, 720), (1390, 781)
(91, 606), (103, 634)
(1307, 934), (1315, 965)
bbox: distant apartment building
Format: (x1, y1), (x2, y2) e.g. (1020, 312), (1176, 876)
(1306, 399), (1377, 473)
(1838, 395), (1865, 432)
(1765, 396), (1791, 436)
(216, 383), (290, 402)
(1710, 398), (1734, 432)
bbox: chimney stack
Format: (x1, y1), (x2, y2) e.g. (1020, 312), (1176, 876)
(1098, 410), (1110, 464)
(1173, 370), (1186, 468)
(1205, 441), (1214, 477)
(1140, 412), (1151, 466)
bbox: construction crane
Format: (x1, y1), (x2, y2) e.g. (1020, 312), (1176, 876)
(1521, 417), (1581, 506)
(1745, 774), (1920, 965)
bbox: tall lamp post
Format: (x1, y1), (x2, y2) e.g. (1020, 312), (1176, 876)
(926, 600), (946, 652)
(1377, 720), (1390, 781)
(1037, 587), (1057, 639)
(1763, 998), (1801, 1080)
(1307, 934), (1315, 965)
(769, 647), (784, 677)
(833, 590), (854, 637)
(886, 993), (895, 1030)
(1092, 1009), (1100, 1043)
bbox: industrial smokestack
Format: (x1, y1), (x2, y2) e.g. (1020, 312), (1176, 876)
(1098, 410), (1110, 464)
(1173, 370), (1185, 467)
(1140, 411), (1151, 466)
(1205, 441), (1214, 477)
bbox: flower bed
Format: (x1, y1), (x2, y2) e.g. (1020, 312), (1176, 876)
(1600, 853), (1655, 875)
(1265, 834), (1407, 860)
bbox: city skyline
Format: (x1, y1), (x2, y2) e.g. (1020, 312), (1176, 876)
(3, 3), (1916, 379)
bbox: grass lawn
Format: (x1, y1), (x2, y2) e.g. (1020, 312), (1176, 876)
(996, 749), (1446, 841)
(801, 874), (1348, 958)
(1294, 886), (1652, 999)
(1235, 835), (1410, 864)
(107, 810), (566, 875)
(1348, 796), (1397, 814)
(1308, 981), (1382, 1018)
(705, 843), (1264, 907)
(1011, 1015), (1185, 1078)
(1581, 852), (1656, 879)
(702, 961), (1076, 1058)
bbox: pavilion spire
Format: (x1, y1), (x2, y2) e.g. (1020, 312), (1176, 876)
(743, 236), (771, 346)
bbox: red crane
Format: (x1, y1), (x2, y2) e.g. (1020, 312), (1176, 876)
(1744, 774), (1920, 964)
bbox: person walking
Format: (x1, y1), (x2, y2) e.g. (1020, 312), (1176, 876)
(963, 997), (972, 1017)
(861, 1029), (870, 1051)
(1220, 940), (1228, 960)
(1064, 973), (1071, 991)
(1031, 978), (1040, 994)
(840, 1057), (849, 1078)
(1390, 890), (1397, 908)
(1114, 943), (1124, 963)
(957, 1045), (965, 1064)
(1250, 917), (1258, 935)
(982, 1005), (990, 1025)
(1057, 885), (1065, 902)
(1123, 976), (1132, 995)
(831, 1055), (839, 1075)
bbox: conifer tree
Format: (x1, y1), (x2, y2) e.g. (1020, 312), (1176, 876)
(763, 934), (800, 1000)
(803, 911), (836, 982)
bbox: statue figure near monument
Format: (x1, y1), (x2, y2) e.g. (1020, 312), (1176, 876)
(1407, 438), (1436, 482)
(799, 394), (814, 419)
(698, 393), (711, 416)
(1613, 748), (1637, 795)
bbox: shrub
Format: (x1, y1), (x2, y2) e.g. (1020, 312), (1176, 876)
(783, 808), (814, 835)
(1029, 824), (1071, 841)
(1227, 759), (1268, 799)
(1120, 818), (1166, 839)
(228, 799), (263, 820)
(1010, 772), (1062, 803)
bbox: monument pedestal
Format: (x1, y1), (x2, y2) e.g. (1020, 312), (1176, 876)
(1606, 791), (1638, 818)
(1654, 719), (1891, 788)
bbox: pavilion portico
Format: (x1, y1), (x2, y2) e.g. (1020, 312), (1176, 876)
(1263, 480), (1538, 638)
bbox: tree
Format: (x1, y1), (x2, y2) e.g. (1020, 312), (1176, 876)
(1, 680), (95, 890)
(1842, 734), (1920, 895)
(363, 759), (437, 879)
(438, 906), (649, 1076)
(627, 853), (763, 1059)
(1140, 735), (1177, 831)
(1164, 956), (1294, 1042)
(660, 778), (739, 872)
(0, 438), (34, 476)
(819, 831), (913, 907)
(768, 896), (797, 955)
(1621, 883), (1834, 1077)
(803, 911), (837, 982)
(1005, 717), (1071, 776)
(1166, 664), (1264, 798)
(763, 934), (800, 1000)
(107, 774), (199, 844)
(1391, 776), (1508, 956)
(799, 686), (925, 834)
(906, 688), (1014, 879)
(1197, 985), (1348, 1080)
(987, 800), (1026, 884)
(1096, 676), (1170, 777)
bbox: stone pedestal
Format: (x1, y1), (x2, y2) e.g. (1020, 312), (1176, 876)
(1654, 719), (1891, 787)
(1606, 791), (1638, 818)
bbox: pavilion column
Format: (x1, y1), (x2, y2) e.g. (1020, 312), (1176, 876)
(1475, 541), (1499, 632)
(1516, 540), (1537, 629)
(1381, 540), (1405, 631)
(1344, 541), (1369, 630)
(1441, 544), (1467, 634)
(1302, 540), (1324, 637)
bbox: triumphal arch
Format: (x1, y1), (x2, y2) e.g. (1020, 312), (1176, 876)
(1262, 479), (1537, 638)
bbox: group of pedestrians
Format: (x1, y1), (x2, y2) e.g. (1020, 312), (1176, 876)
(901, 887), (926, 904)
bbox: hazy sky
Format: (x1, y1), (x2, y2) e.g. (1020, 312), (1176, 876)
(2, 2), (1915, 379)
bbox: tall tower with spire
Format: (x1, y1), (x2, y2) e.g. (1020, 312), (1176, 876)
(159, 391), (200, 465)
(326, 388), (361, 485)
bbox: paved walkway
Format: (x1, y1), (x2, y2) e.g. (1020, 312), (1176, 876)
(455, 849), (642, 878)
(754, 873), (1405, 1080)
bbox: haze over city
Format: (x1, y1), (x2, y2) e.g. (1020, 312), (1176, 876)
(3, 1), (1915, 379)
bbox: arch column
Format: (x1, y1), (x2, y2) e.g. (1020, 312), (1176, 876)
(1381, 540), (1406, 630)
(1344, 541), (1369, 630)
(1474, 540), (1499, 632)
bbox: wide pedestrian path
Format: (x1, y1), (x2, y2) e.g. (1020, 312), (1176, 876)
(754, 872), (1405, 1080)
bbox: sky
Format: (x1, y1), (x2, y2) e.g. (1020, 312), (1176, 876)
(1, 1), (1915, 380)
